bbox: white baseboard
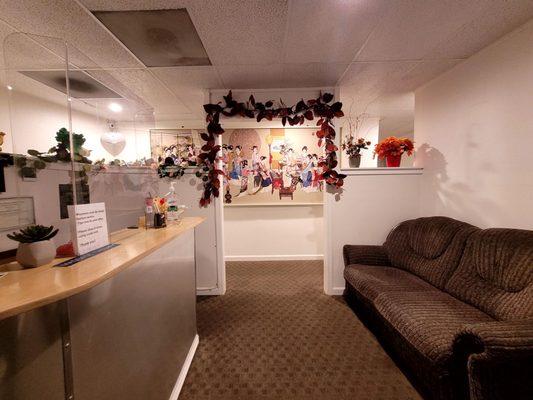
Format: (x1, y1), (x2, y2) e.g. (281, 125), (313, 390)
(196, 287), (225, 296)
(169, 334), (199, 400)
(225, 254), (324, 262)
(327, 286), (345, 296)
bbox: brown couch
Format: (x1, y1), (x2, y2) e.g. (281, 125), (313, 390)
(343, 216), (533, 400)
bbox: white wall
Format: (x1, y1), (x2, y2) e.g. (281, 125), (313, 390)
(224, 205), (323, 261)
(324, 172), (422, 294)
(0, 86), (151, 162)
(415, 19), (533, 229)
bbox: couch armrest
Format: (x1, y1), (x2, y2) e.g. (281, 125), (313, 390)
(342, 245), (390, 267)
(454, 319), (533, 400)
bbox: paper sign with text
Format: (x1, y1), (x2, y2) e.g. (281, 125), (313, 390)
(68, 202), (109, 256)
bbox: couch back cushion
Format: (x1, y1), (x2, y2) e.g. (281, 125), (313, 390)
(445, 229), (533, 320)
(384, 216), (478, 289)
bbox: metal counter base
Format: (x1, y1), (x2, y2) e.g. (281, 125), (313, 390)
(0, 228), (198, 400)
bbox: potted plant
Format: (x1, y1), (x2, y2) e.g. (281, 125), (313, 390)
(342, 135), (371, 168)
(7, 225), (59, 268)
(374, 136), (414, 167)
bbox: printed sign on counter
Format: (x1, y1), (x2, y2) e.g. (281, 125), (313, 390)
(68, 202), (109, 256)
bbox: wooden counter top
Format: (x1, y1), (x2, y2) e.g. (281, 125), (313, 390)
(0, 217), (204, 320)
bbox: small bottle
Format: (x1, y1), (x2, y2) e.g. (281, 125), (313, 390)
(145, 196), (154, 228)
(165, 182), (179, 224)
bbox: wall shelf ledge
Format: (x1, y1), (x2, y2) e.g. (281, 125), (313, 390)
(340, 167), (423, 176)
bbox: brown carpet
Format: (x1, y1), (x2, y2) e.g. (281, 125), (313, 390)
(179, 260), (421, 400)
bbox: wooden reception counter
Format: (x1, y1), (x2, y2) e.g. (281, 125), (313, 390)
(0, 217), (204, 400)
(0, 216), (204, 320)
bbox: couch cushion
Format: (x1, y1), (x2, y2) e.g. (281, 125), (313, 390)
(374, 291), (494, 365)
(344, 264), (435, 302)
(445, 229), (533, 321)
(384, 216), (479, 290)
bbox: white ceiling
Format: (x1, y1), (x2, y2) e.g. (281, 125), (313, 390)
(0, 0), (532, 127)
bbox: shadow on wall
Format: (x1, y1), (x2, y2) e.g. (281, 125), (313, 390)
(417, 143), (504, 228)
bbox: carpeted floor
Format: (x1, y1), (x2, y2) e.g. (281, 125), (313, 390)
(179, 260), (420, 400)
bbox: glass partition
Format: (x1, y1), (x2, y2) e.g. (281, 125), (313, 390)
(0, 33), (75, 257)
(0, 32), (164, 260)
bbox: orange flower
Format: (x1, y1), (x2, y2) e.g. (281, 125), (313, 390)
(374, 136), (414, 159)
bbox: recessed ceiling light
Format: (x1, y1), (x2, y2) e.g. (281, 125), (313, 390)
(6, 85), (13, 91)
(108, 102), (123, 113)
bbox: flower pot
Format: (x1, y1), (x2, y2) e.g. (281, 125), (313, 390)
(386, 154), (402, 167)
(348, 154), (361, 168)
(16, 240), (55, 268)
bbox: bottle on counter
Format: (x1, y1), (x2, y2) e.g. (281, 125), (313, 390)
(165, 182), (179, 224)
(144, 196), (154, 229)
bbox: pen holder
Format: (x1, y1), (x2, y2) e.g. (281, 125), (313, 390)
(154, 213), (166, 229)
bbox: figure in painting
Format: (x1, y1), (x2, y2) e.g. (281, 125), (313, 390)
(186, 144), (197, 166)
(300, 154), (313, 188)
(229, 145), (243, 179)
(259, 156), (272, 187)
(251, 146), (261, 187)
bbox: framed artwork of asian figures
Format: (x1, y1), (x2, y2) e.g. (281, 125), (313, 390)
(222, 128), (324, 206)
(150, 129), (202, 166)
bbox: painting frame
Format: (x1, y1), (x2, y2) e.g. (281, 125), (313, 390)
(221, 127), (325, 207)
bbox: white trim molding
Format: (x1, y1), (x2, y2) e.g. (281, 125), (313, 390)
(340, 167), (423, 176)
(225, 254), (324, 262)
(197, 287), (225, 296)
(330, 286), (345, 296)
(168, 334), (199, 400)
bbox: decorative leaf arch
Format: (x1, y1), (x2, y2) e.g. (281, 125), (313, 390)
(199, 91), (346, 207)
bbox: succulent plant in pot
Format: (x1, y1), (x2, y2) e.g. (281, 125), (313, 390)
(7, 225), (59, 268)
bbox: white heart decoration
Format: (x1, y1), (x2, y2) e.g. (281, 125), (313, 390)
(100, 132), (126, 156)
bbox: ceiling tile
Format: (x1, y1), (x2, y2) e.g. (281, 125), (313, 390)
(355, 0), (533, 62)
(395, 60), (463, 93)
(423, 1), (533, 60)
(0, 0), (143, 68)
(151, 66), (223, 90)
(184, 0), (289, 66)
(339, 61), (418, 100)
(217, 64), (283, 89)
(281, 63), (348, 88)
(283, 0), (387, 63)
(91, 68), (190, 115)
(151, 66), (224, 116)
(0, 20), (17, 69)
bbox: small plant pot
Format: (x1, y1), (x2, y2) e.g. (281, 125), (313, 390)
(386, 154), (402, 167)
(348, 154), (361, 168)
(16, 240), (56, 268)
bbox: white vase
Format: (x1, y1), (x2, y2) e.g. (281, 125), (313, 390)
(16, 240), (56, 268)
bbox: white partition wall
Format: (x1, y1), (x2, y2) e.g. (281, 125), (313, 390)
(323, 170), (422, 294)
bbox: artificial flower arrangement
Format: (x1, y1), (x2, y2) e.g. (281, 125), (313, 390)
(151, 196), (168, 228)
(342, 135), (371, 157)
(374, 136), (414, 167)
(342, 135), (372, 168)
(152, 196), (167, 214)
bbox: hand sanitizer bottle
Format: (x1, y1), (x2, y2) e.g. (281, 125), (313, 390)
(145, 195), (154, 229)
(166, 181), (179, 223)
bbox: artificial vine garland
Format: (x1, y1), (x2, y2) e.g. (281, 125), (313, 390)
(200, 91), (346, 207)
